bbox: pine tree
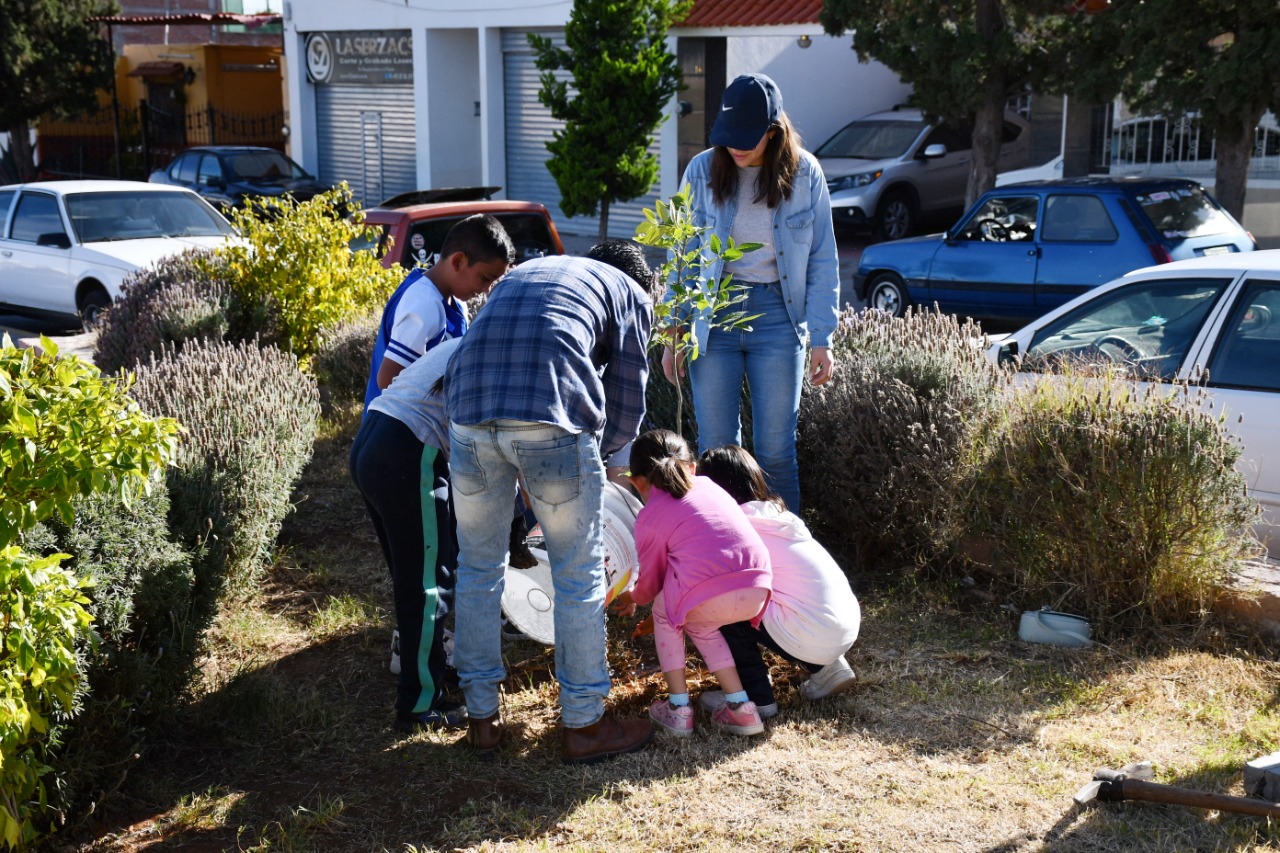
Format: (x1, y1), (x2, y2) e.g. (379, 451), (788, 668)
(529, 0), (691, 240)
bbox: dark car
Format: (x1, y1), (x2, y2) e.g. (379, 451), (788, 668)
(149, 146), (330, 214)
(355, 187), (565, 270)
(854, 177), (1257, 324)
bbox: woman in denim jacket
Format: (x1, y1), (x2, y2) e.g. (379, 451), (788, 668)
(662, 72), (840, 512)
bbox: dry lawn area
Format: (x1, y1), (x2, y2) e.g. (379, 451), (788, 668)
(69, 405), (1280, 852)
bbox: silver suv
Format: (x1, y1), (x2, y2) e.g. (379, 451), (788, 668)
(815, 106), (1030, 241)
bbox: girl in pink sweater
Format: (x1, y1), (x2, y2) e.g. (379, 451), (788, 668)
(612, 429), (773, 737)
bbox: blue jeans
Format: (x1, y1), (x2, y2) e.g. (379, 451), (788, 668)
(448, 420), (610, 728)
(689, 282), (805, 511)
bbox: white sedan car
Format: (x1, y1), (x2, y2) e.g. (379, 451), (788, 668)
(989, 250), (1280, 557)
(0, 180), (235, 327)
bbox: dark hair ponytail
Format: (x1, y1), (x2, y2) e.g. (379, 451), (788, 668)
(630, 429), (695, 499)
(697, 445), (785, 509)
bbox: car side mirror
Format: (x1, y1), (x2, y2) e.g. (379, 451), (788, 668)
(37, 232), (72, 249)
(921, 143), (947, 159)
(997, 339), (1020, 367)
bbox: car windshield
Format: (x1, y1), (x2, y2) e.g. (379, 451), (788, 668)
(1024, 277), (1231, 379)
(1135, 186), (1237, 240)
(814, 119), (925, 160)
(66, 190), (235, 241)
(224, 151), (305, 182)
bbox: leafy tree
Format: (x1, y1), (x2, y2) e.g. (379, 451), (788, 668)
(0, 0), (119, 181)
(529, 0), (691, 240)
(819, 0), (1077, 207)
(1052, 0), (1280, 221)
(634, 185), (760, 436)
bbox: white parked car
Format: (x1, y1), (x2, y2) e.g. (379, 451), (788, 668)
(995, 154), (1064, 186)
(0, 180), (235, 327)
(988, 250), (1280, 557)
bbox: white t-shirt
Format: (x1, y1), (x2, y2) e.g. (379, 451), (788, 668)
(368, 337), (461, 451)
(744, 501), (861, 664)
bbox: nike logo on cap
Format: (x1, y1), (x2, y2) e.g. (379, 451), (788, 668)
(721, 105), (732, 111)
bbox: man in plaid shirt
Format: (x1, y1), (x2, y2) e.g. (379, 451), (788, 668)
(445, 240), (658, 765)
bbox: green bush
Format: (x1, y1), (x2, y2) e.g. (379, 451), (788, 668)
(957, 366), (1262, 633)
(222, 185), (401, 364)
(0, 336), (176, 850)
(130, 339), (321, 599)
(92, 251), (268, 376)
(796, 308), (1001, 572)
(0, 547), (93, 850)
(313, 311), (379, 409)
(25, 487), (199, 829)
(1, 337), (179, 546)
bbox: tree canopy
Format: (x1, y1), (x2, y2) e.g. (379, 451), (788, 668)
(529, 0), (691, 240)
(0, 0), (118, 181)
(820, 0), (1072, 206)
(1059, 0), (1280, 220)
(820, 0), (1280, 221)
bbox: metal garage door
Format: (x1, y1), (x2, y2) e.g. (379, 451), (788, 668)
(502, 29), (662, 238)
(316, 84), (417, 208)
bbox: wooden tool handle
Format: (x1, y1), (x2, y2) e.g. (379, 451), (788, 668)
(1116, 780), (1280, 818)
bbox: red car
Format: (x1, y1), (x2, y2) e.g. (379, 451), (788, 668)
(357, 187), (565, 270)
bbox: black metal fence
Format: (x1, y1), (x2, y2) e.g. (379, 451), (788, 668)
(39, 102), (286, 181)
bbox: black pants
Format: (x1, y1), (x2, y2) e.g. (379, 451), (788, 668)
(350, 411), (457, 716)
(720, 620), (823, 707)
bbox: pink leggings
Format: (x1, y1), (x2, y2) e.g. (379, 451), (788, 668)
(653, 586), (769, 675)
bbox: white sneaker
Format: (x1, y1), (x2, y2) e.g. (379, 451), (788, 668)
(800, 656), (856, 701)
(389, 628), (401, 676)
(699, 690), (778, 719)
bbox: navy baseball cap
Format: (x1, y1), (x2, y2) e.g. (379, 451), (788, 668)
(710, 73), (783, 150)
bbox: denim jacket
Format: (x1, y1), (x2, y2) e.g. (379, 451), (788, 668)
(676, 147), (840, 352)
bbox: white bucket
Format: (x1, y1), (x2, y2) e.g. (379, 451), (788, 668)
(1019, 607), (1093, 648)
(501, 482), (642, 645)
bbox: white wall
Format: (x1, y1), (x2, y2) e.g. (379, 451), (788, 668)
(286, 0), (571, 31)
(726, 35), (910, 150)
(425, 29), (482, 188)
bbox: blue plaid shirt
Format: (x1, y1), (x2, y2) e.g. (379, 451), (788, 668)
(445, 255), (653, 459)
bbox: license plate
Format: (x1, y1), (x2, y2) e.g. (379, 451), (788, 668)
(1201, 245), (1232, 256)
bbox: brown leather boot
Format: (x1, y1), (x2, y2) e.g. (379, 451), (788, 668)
(467, 712), (505, 757)
(561, 714), (654, 765)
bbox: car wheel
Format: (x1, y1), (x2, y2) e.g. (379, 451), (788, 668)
(79, 289), (111, 330)
(875, 191), (916, 242)
(867, 273), (909, 317)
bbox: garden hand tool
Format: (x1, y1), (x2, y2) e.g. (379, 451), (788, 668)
(1073, 761), (1280, 818)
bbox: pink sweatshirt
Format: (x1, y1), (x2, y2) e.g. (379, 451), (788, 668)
(631, 476), (772, 631)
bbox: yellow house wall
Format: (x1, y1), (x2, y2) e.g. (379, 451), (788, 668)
(118, 43), (283, 114)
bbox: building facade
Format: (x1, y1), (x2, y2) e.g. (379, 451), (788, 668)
(281, 0), (909, 235)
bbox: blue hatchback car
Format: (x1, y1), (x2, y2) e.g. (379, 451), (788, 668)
(854, 177), (1257, 324)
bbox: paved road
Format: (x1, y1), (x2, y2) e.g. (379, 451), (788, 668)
(2, 313), (96, 360)
(1, 231), (869, 358)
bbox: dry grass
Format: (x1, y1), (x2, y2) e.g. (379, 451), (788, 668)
(66, 404), (1280, 853)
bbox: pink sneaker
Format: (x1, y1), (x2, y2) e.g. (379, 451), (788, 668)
(649, 700), (694, 737)
(711, 700), (764, 736)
